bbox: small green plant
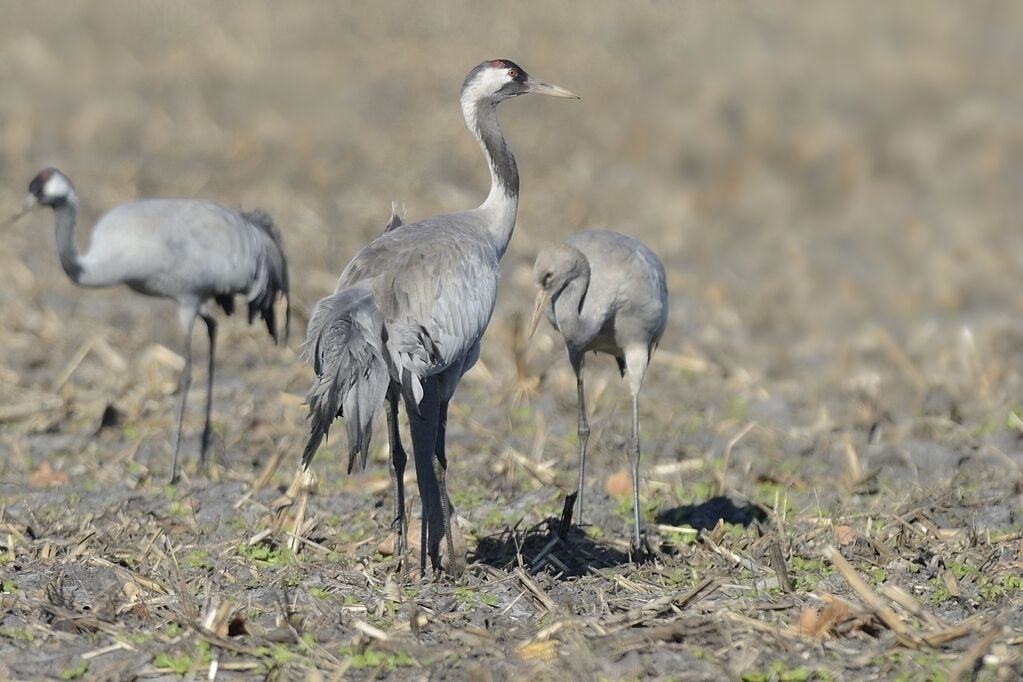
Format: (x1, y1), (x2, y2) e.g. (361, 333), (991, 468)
(453, 587), (497, 608)
(60, 660), (89, 680)
(789, 556), (835, 592)
(661, 527), (698, 547)
(0, 627), (34, 641)
(308, 586), (331, 600)
(450, 486), (484, 509)
(975, 574), (1023, 602)
(339, 645), (414, 671)
(237, 543), (293, 568)
(926, 578), (952, 605)
(867, 567), (887, 585)
(1002, 574), (1023, 591)
(153, 652), (190, 676)
(270, 645), (296, 665)
(168, 499), (191, 518)
(662, 568), (691, 587)
(185, 550), (211, 570)
(670, 479), (717, 505)
(947, 561), (977, 581)
(480, 508), (507, 529)
(154, 641), (211, 676)
(2, 579), (18, 593)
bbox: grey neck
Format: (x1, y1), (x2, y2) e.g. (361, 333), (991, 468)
(472, 100), (519, 197)
(464, 97), (519, 257)
(53, 199), (84, 284)
(553, 270), (593, 340)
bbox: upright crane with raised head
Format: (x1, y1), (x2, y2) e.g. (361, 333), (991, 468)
(11, 169), (290, 483)
(301, 59), (577, 576)
(530, 230), (668, 554)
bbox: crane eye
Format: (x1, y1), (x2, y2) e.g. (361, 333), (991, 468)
(507, 68), (518, 78)
(542, 272), (552, 286)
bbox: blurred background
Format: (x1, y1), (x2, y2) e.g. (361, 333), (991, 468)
(2, 1), (1023, 486)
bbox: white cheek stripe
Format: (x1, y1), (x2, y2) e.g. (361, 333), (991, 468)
(461, 67), (510, 104)
(44, 174), (72, 198)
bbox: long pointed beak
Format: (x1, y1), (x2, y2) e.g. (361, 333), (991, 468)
(528, 289), (553, 340)
(6, 194), (37, 227)
(526, 79), (580, 99)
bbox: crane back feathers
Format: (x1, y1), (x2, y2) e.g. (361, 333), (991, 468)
(242, 210), (291, 344)
(301, 289), (389, 473)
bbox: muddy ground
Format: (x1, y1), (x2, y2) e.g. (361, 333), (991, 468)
(1, 2), (1022, 680)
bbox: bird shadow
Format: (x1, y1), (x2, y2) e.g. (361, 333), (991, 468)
(471, 515), (632, 578)
(655, 495), (766, 530)
(471, 495), (766, 577)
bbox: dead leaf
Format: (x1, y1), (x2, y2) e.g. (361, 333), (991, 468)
(29, 461), (69, 489)
(797, 598), (852, 637)
(834, 525), (859, 546)
(813, 600), (851, 637)
(797, 607), (819, 634)
(605, 468), (632, 499)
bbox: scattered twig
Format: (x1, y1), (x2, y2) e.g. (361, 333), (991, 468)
(948, 618), (1004, 682)
(823, 546), (916, 644)
(718, 421), (756, 495)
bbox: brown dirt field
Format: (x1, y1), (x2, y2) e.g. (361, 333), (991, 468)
(1, 2), (1022, 680)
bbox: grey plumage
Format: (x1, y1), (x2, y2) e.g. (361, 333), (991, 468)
(530, 229), (668, 553)
(300, 200), (403, 475)
(301, 287), (388, 474)
(301, 59), (577, 577)
(15, 168), (290, 483)
(240, 209), (290, 342)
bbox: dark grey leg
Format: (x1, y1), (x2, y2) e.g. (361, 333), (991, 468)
(434, 400), (462, 576)
(570, 352), (589, 527)
(404, 379), (443, 575)
(385, 385), (408, 574)
(199, 312), (217, 468)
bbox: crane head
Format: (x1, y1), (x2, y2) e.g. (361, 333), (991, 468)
(528, 244), (590, 339)
(8, 168), (76, 225)
(28, 168), (75, 207)
(462, 59), (579, 104)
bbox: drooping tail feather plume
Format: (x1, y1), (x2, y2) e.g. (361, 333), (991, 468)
(243, 209), (291, 344)
(301, 288), (389, 473)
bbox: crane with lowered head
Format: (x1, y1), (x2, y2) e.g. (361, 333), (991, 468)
(530, 229), (668, 554)
(10, 169), (290, 483)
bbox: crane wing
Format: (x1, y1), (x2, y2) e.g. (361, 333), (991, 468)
(337, 221), (499, 407)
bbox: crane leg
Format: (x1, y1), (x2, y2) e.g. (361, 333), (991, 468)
(385, 385), (408, 578)
(403, 378), (443, 576)
(170, 314), (197, 484)
(434, 399), (463, 577)
(628, 392), (643, 555)
(199, 312), (217, 470)
(570, 352), (589, 529)
(624, 346), (650, 557)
